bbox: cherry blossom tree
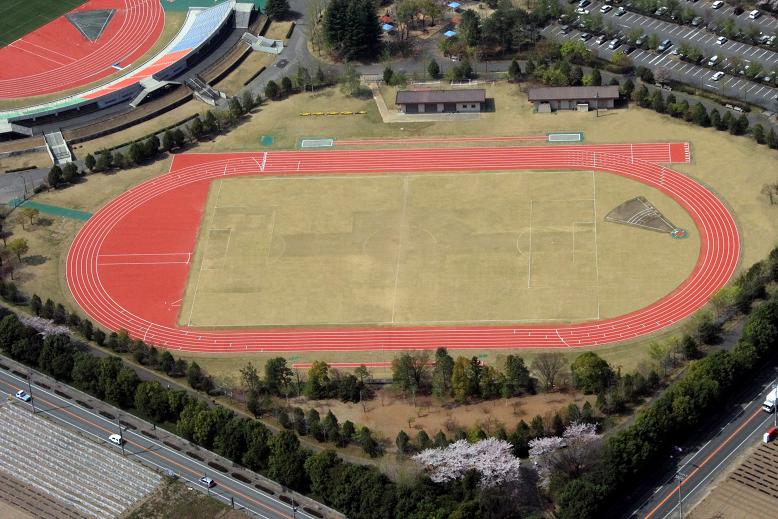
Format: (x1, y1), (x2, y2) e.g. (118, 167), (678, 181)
(413, 438), (522, 487)
(529, 422), (600, 487)
(18, 314), (70, 337)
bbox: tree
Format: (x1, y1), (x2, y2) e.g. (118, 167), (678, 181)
(281, 76), (293, 95)
(651, 90), (665, 113)
(187, 361), (213, 392)
(508, 58), (521, 82)
(265, 80), (280, 100)
(733, 113), (749, 135)
(189, 116), (204, 140)
(753, 123), (766, 144)
(768, 128), (778, 149)
(62, 162), (78, 184)
(451, 356), (471, 402)
(396, 430), (411, 454)
(459, 9), (481, 47)
(7, 238), (28, 262)
(710, 108), (723, 130)
(383, 65), (394, 85)
(30, 294), (42, 316)
(304, 449), (340, 498)
(690, 102), (710, 127)
(264, 357), (293, 396)
(134, 381), (170, 422)
(503, 355), (532, 397)
(431, 347), (454, 398)
(557, 478), (608, 519)
(571, 352), (615, 394)
(264, 0), (290, 20)
(294, 67), (312, 92)
(19, 208), (39, 228)
(305, 360), (331, 399)
(162, 130), (175, 151)
(47, 166), (63, 188)
(427, 59), (440, 79)
(391, 351), (431, 400)
(128, 142), (144, 165)
(412, 438), (522, 487)
(145, 136), (160, 158)
(622, 78), (634, 98)
(95, 150), (113, 171)
(531, 352), (565, 391)
(338, 62), (361, 96)
(173, 128), (186, 149)
(323, 0), (381, 60)
(84, 153), (96, 172)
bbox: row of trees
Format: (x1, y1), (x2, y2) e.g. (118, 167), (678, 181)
(322, 0), (382, 60)
(551, 246), (778, 518)
(0, 308), (528, 517)
(391, 348), (535, 403)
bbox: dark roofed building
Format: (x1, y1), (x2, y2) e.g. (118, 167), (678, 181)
(528, 86), (620, 112)
(395, 89), (485, 114)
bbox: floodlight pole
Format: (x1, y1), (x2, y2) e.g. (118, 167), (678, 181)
(675, 472), (687, 519)
(27, 371), (36, 413)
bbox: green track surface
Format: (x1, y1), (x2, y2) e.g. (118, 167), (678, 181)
(0, 0), (85, 47)
(9, 199), (92, 221)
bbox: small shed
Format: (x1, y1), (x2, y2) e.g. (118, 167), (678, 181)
(395, 89), (486, 114)
(528, 86), (620, 111)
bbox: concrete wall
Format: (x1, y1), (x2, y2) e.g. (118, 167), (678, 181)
(533, 98), (615, 111)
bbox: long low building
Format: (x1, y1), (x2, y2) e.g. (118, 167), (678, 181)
(395, 89), (486, 114)
(528, 86), (620, 112)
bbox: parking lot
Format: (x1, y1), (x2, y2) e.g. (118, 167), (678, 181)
(546, 17), (778, 111)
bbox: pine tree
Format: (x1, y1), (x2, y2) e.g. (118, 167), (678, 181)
(427, 59), (440, 79)
(767, 128), (778, 149)
(264, 0), (290, 20)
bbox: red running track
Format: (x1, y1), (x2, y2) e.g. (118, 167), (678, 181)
(0, 0), (163, 99)
(65, 142), (740, 353)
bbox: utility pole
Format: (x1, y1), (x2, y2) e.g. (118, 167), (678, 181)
(675, 472), (687, 519)
(27, 371), (36, 414)
(773, 379), (777, 428)
(117, 417), (125, 456)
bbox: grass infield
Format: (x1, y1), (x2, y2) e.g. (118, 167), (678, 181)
(179, 169), (698, 328)
(0, 0), (84, 47)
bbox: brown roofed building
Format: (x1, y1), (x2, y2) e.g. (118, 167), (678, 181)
(528, 86), (621, 112)
(395, 89), (486, 114)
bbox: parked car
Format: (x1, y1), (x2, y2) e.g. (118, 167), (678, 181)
(200, 476), (216, 488)
(575, 7), (590, 15)
(14, 390), (31, 402)
(733, 6), (744, 15)
(595, 34), (607, 45)
(561, 24), (572, 34)
(600, 4), (613, 13)
(654, 6), (668, 16)
(707, 55), (719, 66)
(580, 32), (592, 41)
(624, 44), (636, 54)
(657, 39), (672, 52)
(711, 0), (723, 8)
(691, 16), (703, 27)
(108, 434), (124, 446)
(616, 6), (626, 15)
(711, 71), (725, 81)
(608, 38), (622, 49)
(749, 9), (761, 19)
(716, 36), (727, 45)
(578, 0), (591, 7)
(635, 35), (647, 47)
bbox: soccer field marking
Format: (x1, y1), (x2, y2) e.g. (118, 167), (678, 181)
(185, 178), (224, 326)
(390, 177), (411, 324)
(591, 170), (601, 319)
(527, 200), (533, 288)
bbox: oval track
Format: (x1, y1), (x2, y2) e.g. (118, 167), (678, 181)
(0, 0), (163, 99)
(66, 144), (740, 353)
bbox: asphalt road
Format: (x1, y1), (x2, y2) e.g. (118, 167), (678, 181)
(629, 366), (778, 519)
(0, 361), (322, 519)
(544, 23), (778, 110)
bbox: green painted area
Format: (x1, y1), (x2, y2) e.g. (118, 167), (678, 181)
(160, 0), (265, 11)
(9, 199), (91, 221)
(0, 0), (85, 47)
(259, 135), (274, 146)
(547, 132), (585, 143)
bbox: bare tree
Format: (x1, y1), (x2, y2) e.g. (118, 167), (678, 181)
(654, 67), (671, 85)
(531, 353), (566, 391)
(761, 183), (778, 205)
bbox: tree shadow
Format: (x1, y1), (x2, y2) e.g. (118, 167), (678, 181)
(23, 255), (48, 266)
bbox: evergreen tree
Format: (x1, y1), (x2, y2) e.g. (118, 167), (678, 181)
(767, 128), (778, 149)
(710, 109), (723, 130)
(508, 58), (521, 82)
(591, 67), (602, 86)
(84, 153), (96, 172)
(427, 59), (440, 79)
(265, 80), (280, 99)
(264, 0), (290, 20)
(753, 123), (766, 144)
(323, 0), (381, 60)
(431, 347), (454, 398)
(47, 166), (62, 188)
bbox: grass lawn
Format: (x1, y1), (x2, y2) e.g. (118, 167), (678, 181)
(180, 169), (696, 328)
(0, 12), (186, 110)
(0, 0), (83, 48)
(5, 82), (777, 403)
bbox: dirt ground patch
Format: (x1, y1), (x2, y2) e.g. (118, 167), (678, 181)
(0, 150), (50, 173)
(181, 169), (697, 328)
(264, 21), (293, 41)
(294, 388), (594, 446)
(212, 52), (274, 96)
(0, 12), (186, 111)
(690, 439), (778, 519)
(123, 479), (241, 519)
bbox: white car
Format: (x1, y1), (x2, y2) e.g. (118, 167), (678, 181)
(200, 476), (216, 488)
(600, 5), (612, 13)
(716, 36), (727, 45)
(711, 0), (723, 8)
(711, 71), (725, 81)
(108, 434), (124, 446)
(575, 7), (590, 14)
(749, 9), (761, 19)
(707, 55), (719, 66)
(595, 34), (607, 45)
(14, 390), (31, 402)
(615, 6), (626, 15)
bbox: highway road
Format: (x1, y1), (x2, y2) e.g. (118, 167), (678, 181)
(0, 359), (327, 519)
(544, 23), (778, 110)
(629, 366), (778, 519)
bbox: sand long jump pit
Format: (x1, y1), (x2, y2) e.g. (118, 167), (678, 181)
(179, 169), (698, 328)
